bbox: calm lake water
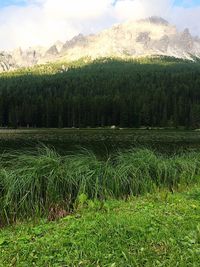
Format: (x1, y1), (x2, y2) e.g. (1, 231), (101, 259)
(0, 128), (200, 156)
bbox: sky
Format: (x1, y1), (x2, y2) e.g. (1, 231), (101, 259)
(0, 0), (200, 50)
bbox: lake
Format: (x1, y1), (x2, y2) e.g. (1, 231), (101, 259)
(0, 128), (200, 156)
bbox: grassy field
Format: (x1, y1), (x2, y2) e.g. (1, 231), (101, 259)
(0, 130), (200, 266)
(0, 184), (200, 266)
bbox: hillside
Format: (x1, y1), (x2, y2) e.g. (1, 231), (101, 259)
(0, 57), (200, 129)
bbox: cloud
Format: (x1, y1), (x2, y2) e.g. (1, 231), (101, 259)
(114, 0), (174, 20)
(0, 0), (200, 50)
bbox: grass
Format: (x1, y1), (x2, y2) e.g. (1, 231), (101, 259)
(0, 184), (200, 266)
(0, 147), (200, 225)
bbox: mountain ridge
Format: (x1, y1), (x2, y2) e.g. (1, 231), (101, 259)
(1, 16), (200, 72)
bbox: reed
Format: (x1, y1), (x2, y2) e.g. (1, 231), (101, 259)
(0, 147), (199, 225)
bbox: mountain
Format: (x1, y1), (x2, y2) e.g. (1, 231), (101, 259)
(0, 46), (46, 72)
(1, 16), (200, 72)
(0, 52), (16, 72)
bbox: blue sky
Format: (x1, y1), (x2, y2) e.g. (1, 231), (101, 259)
(1, 0), (200, 8)
(0, 0), (27, 8)
(175, 0), (200, 7)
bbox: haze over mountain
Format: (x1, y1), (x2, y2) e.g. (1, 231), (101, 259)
(1, 16), (200, 72)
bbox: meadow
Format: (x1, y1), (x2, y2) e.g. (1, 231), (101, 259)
(1, 183), (200, 266)
(0, 129), (200, 266)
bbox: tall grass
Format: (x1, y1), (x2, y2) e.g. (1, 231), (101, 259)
(0, 147), (200, 225)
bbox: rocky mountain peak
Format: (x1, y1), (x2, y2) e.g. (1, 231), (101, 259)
(62, 33), (88, 52)
(45, 45), (59, 57)
(139, 16), (169, 26)
(1, 17), (200, 72)
(179, 28), (194, 51)
(54, 41), (64, 52)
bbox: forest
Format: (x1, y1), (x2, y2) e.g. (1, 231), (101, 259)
(0, 56), (200, 128)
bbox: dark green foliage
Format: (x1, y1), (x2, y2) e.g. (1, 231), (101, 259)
(0, 147), (200, 225)
(0, 57), (200, 128)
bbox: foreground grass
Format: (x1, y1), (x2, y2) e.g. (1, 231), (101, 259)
(0, 185), (200, 266)
(1, 147), (200, 225)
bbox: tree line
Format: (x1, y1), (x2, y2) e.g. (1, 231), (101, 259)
(0, 57), (200, 128)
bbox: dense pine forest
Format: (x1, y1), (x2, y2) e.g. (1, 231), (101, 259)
(0, 56), (200, 128)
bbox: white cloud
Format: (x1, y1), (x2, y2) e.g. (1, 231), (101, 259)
(0, 0), (200, 50)
(114, 0), (174, 20)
